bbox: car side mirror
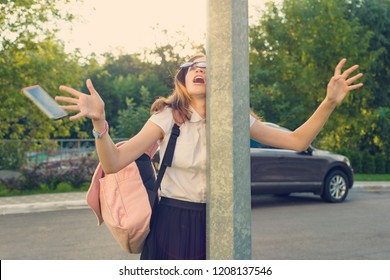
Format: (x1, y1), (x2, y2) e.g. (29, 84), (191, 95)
(306, 146), (314, 155)
(298, 146), (313, 155)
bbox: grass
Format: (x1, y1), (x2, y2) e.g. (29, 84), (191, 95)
(354, 174), (390, 181)
(1, 174), (389, 197)
(0, 183), (90, 197)
(0, 185), (88, 197)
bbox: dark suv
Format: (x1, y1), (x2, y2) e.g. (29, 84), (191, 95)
(250, 123), (354, 203)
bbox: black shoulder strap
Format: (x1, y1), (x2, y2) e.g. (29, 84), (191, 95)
(155, 123), (180, 188)
(147, 123), (180, 209)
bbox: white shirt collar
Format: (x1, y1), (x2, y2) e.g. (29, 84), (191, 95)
(189, 106), (205, 123)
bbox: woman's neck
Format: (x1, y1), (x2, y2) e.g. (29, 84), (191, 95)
(190, 97), (206, 119)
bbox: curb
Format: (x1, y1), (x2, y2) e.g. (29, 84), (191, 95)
(1, 182), (389, 215)
(353, 181), (390, 188)
(0, 200), (88, 215)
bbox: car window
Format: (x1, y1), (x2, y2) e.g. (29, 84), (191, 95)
(250, 139), (276, 149)
(250, 122), (293, 149)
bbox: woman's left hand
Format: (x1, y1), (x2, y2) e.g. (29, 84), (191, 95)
(326, 58), (364, 106)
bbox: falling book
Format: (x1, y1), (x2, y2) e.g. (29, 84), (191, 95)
(22, 85), (68, 120)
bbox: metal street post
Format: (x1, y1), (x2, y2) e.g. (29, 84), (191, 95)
(206, 0), (252, 259)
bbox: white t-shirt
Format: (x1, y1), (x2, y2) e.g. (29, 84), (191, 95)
(149, 107), (256, 203)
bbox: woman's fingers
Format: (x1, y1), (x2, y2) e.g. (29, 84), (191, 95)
(69, 112), (85, 121)
(59, 85), (82, 97)
(86, 79), (99, 96)
(334, 58), (361, 79)
(346, 72), (364, 86)
(59, 105), (79, 112)
(342, 64), (360, 79)
(332, 59), (363, 90)
(348, 82), (364, 91)
(55, 96), (78, 104)
(334, 58), (347, 76)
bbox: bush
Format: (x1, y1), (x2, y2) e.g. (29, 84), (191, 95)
(0, 156), (98, 194)
(387, 159), (390, 173)
(375, 153), (386, 174)
(362, 150), (375, 174)
(0, 142), (26, 169)
(63, 157), (98, 188)
(79, 182), (91, 191)
(0, 176), (29, 192)
(56, 182), (73, 192)
(39, 183), (50, 192)
(0, 184), (9, 196)
(349, 152), (362, 174)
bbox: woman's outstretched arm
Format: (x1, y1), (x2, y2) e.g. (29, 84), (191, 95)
(250, 58), (364, 151)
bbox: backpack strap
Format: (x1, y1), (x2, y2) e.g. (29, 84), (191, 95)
(156, 123), (180, 188)
(148, 123), (180, 209)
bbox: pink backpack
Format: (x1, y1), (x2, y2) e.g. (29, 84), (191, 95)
(86, 124), (180, 253)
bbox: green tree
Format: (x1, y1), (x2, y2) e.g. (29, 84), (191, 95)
(78, 27), (203, 139)
(347, 0), (390, 157)
(117, 96), (151, 138)
(0, 0), (84, 168)
(84, 53), (173, 133)
(84, 39), (201, 138)
(249, 0), (387, 163)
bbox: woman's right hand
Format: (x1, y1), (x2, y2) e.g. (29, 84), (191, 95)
(56, 79), (105, 122)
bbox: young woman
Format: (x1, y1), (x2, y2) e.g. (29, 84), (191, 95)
(56, 54), (363, 259)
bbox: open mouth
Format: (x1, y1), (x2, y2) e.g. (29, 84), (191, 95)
(193, 75), (205, 84)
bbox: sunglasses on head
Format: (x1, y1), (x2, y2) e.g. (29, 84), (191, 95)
(179, 61), (207, 69)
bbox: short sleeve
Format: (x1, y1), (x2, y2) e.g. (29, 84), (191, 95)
(250, 114), (256, 127)
(149, 107), (174, 135)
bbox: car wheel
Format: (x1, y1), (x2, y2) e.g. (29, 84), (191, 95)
(321, 170), (349, 203)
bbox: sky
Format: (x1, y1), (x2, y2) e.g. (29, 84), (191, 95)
(58, 0), (270, 57)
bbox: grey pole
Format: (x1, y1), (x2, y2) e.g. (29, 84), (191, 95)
(206, 0), (251, 259)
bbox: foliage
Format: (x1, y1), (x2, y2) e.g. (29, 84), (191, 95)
(374, 153), (387, 174)
(1, 0), (388, 176)
(80, 27), (204, 138)
(56, 182), (73, 192)
(347, 0), (390, 158)
(354, 173), (390, 181)
(0, 0), (76, 51)
(0, 0), (86, 168)
(117, 97), (151, 138)
(0, 157), (98, 193)
(82, 43), (193, 138)
(249, 0), (389, 166)
(0, 141), (26, 169)
(84, 53), (172, 133)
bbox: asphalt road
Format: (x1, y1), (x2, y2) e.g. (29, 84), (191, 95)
(1, 188), (390, 260)
(252, 187), (390, 259)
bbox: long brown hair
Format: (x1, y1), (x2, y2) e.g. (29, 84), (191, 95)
(150, 54), (205, 124)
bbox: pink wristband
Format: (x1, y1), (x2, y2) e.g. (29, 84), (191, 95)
(92, 121), (109, 139)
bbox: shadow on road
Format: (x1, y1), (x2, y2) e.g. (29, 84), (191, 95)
(251, 194), (343, 208)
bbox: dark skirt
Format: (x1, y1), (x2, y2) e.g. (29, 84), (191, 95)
(140, 197), (206, 260)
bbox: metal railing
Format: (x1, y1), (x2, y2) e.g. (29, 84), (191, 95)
(0, 138), (127, 167)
